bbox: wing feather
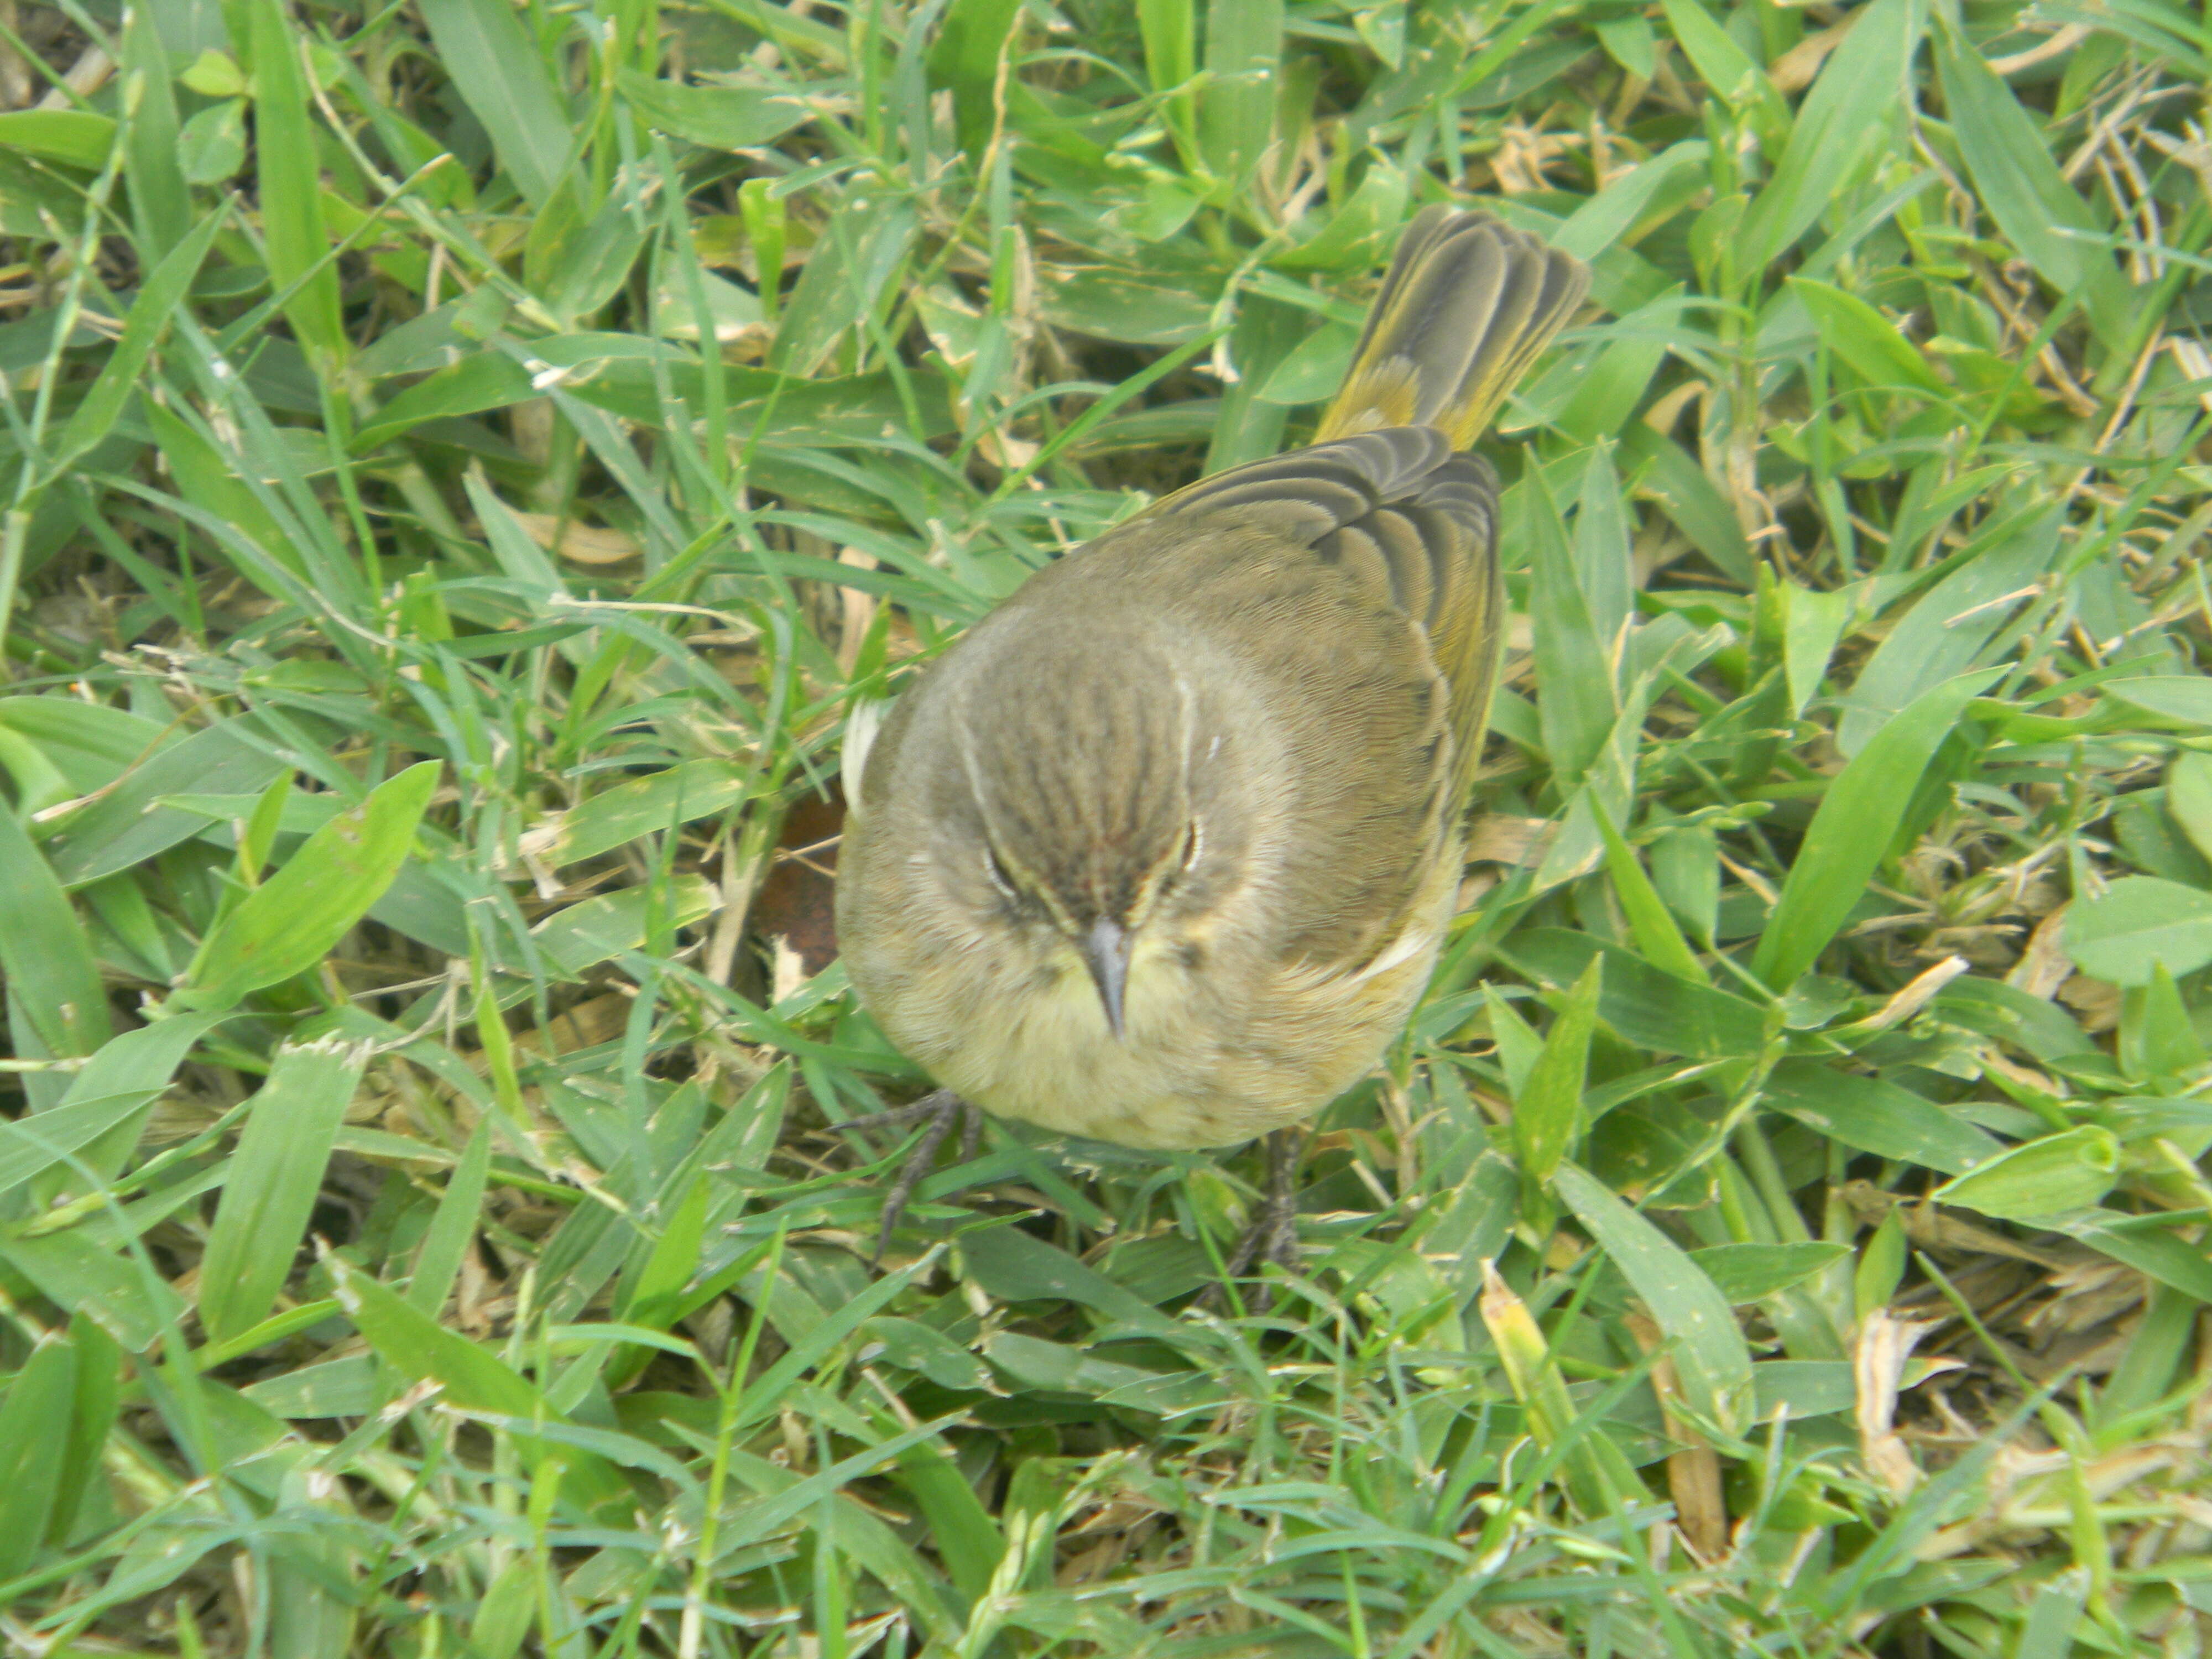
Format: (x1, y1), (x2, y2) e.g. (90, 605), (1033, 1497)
(1144, 429), (1503, 794)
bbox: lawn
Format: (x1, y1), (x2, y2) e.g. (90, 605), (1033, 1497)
(2, 0), (2211, 1653)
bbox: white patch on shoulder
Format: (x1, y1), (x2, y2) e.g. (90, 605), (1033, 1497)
(842, 698), (889, 813)
(1352, 918), (1436, 983)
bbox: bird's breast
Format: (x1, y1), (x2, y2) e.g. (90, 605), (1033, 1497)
(876, 919), (1447, 1150)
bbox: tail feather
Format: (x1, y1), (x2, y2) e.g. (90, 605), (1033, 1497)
(1314, 207), (1588, 450)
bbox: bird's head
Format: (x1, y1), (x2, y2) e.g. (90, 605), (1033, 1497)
(924, 613), (1275, 1041)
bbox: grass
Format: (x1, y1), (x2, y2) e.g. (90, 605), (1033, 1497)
(1, 0), (2211, 1651)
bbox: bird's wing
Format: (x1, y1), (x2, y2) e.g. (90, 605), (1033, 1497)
(1143, 425), (1504, 797)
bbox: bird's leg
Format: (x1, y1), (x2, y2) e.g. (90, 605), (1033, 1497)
(1221, 1128), (1304, 1308)
(833, 1088), (980, 1264)
(836, 1091), (964, 1137)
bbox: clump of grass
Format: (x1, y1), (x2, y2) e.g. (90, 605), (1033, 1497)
(1, 0), (2210, 1653)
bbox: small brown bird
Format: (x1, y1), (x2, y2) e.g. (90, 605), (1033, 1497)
(836, 207), (1588, 1262)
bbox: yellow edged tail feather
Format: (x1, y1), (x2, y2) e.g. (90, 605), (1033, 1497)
(1314, 207), (1589, 450)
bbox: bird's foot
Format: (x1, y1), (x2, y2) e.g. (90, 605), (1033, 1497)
(1213, 1129), (1305, 1313)
(834, 1088), (983, 1264)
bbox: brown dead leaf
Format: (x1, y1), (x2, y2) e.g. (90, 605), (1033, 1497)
(2005, 905), (2074, 999)
(1856, 1312), (1958, 1497)
(512, 512), (643, 566)
(836, 547), (879, 674)
(754, 785), (845, 977)
(1488, 122), (1579, 196)
(1466, 813), (1552, 867)
(2057, 973), (2122, 1033)
(1853, 954), (1971, 1036)
(1626, 1310), (1728, 1559)
(1838, 1182), (2078, 1270)
(514, 992), (633, 1058)
(1770, 14), (1856, 93)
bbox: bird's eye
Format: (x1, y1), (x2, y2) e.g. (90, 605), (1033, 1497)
(983, 847), (1019, 900)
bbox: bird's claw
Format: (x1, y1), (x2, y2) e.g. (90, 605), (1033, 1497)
(835, 1089), (981, 1265)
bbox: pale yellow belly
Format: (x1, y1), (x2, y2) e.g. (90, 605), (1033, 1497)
(888, 930), (1443, 1151)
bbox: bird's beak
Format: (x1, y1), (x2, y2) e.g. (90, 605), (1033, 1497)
(1083, 918), (1130, 1040)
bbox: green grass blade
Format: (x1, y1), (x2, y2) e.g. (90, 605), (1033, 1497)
(1739, 0), (1924, 267)
(1750, 670), (1999, 989)
(1932, 20), (2134, 353)
(415, 0), (575, 211)
(0, 1337), (75, 1577)
(0, 805), (110, 1058)
(927, 0), (1023, 158)
(0, 1014), (225, 1200)
(179, 761), (440, 1010)
(1553, 1161), (1754, 1434)
(246, 0), (344, 369)
(1197, 0), (1282, 207)
(1760, 1060), (2002, 1175)
(1931, 1126), (2120, 1222)
(196, 1037), (371, 1346)
(406, 1120), (491, 1316)
(1593, 804), (1709, 984)
(53, 210), (226, 473)
(1515, 957), (1600, 1193)
(119, 6), (190, 260)
(1526, 467), (1619, 788)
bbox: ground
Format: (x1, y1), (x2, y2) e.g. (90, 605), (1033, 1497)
(1, 0), (2211, 1655)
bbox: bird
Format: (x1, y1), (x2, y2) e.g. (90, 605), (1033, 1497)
(834, 206), (1589, 1275)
